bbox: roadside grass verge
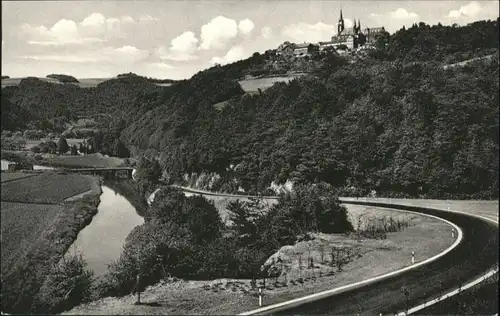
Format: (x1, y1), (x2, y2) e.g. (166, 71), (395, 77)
(1, 173), (94, 204)
(64, 203), (454, 315)
(0, 176), (102, 313)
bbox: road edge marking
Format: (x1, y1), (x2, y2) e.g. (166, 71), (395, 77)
(396, 208), (498, 316)
(238, 203), (464, 316)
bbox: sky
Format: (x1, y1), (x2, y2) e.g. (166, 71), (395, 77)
(1, 1), (498, 80)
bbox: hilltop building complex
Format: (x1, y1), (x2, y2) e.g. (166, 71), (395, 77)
(277, 8), (387, 57)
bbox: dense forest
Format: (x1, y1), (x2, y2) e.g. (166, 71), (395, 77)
(2, 19), (499, 199)
(123, 19), (499, 199)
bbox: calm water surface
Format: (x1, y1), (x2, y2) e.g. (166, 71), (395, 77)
(2, 159), (144, 277)
(67, 185), (144, 277)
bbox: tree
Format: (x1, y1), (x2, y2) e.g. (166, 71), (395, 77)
(58, 137), (69, 155)
(227, 200), (257, 240)
(34, 254), (93, 313)
(113, 139), (130, 158)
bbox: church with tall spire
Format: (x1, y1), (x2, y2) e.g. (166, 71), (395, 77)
(277, 6), (388, 59)
(330, 7), (386, 50)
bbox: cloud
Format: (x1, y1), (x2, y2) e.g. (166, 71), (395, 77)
(389, 8), (419, 20)
(157, 31), (199, 61)
(447, 1), (482, 19)
(211, 45), (248, 65)
(199, 16), (239, 50)
(139, 14), (159, 22)
(238, 19), (255, 35)
(147, 62), (175, 69)
(114, 45), (150, 63)
(20, 45), (149, 64)
(20, 13), (139, 46)
(170, 31), (199, 55)
(282, 21), (336, 42)
(261, 26), (273, 39)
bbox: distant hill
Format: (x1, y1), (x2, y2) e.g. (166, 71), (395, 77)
(1, 75), (164, 132)
(117, 72), (178, 84)
(46, 74), (79, 83)
(1, 75), (10, 79)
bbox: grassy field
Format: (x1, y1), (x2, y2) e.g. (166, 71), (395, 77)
(45, 153), (128, 168)
(1, 201), (64, 274)
(25, 138), (85, 149)
(65, 203), (454, 315)
(2, 150), (129, 169)
(238, 75), (303, 92)
(1, 173), (94, 204)
(0, 171), (38, 183)
(0, 173), (102, 313)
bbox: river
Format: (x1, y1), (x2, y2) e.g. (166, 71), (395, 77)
(67, 185), (144, 277)
(2, 159), (144, 278)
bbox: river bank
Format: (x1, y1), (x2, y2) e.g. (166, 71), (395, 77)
(1, 172), (102, 313)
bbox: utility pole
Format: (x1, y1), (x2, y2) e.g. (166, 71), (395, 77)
(133, 273), (142, 305)
(258, 287), (263, 306)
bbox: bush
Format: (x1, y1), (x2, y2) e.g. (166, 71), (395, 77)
(273, 182), (353, 234)
(33, 254), (94, 313)
(31, 145), (41, 153)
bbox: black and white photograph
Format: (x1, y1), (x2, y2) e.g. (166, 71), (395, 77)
(1, 0), (498, 315)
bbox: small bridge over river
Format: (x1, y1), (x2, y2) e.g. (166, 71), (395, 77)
(63, 167), (135, 180)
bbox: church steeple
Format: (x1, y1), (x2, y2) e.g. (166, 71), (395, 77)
(338, 8), (345, 35)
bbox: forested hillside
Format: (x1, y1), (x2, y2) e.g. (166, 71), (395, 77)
(2, 19), (499, 199)
(1, 75), (164, 132)
(122, 19), (499, 199)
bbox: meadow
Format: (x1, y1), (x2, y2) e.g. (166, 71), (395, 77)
(0, 171), (38, 183)
(0, 173), (102, 313)
(238, 75), (303, 92)
(1, 201), (64, 274)
(45, 153), (128, 168)
(1, 173), (94, 204)
(25, 138), (86, 150)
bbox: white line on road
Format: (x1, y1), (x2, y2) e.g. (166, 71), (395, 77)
(175, 187), (498, 316)
(238, 206), (464, 316)
(396, 208), (498, 316)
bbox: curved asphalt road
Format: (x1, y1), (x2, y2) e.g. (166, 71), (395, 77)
(262, 201), (498, 315)
(174, 187), (498, 315)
